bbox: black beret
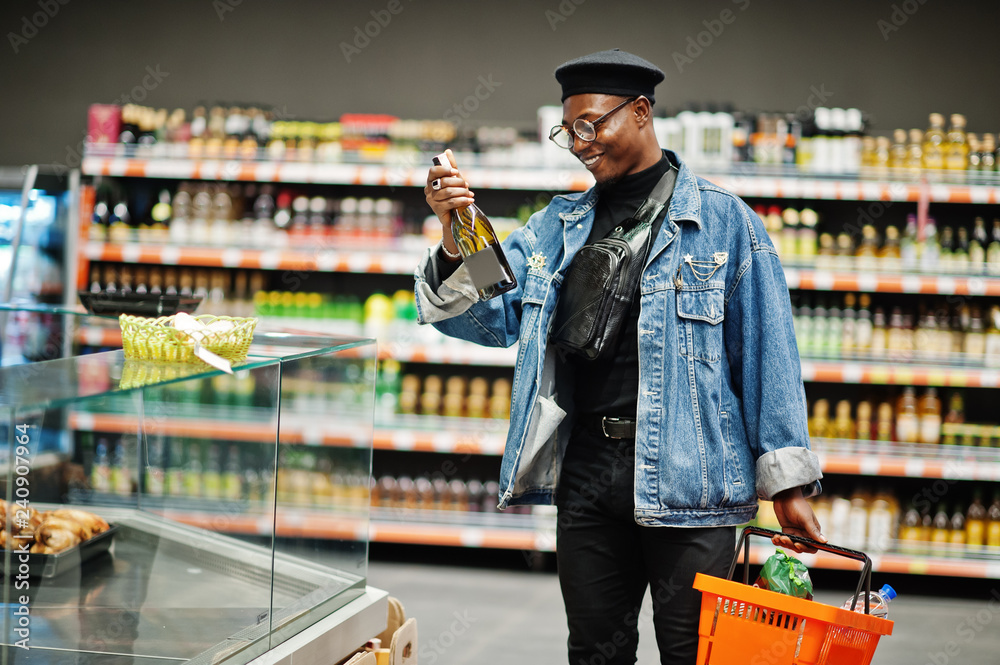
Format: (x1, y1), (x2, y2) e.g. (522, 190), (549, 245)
(555, 48), (665, 104)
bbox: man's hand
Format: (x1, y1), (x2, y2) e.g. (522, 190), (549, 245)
(771, 486), (826, 554)
(424, 149), (474, 261)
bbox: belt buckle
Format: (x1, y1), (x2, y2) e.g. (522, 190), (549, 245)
(601, 416), (623, 439)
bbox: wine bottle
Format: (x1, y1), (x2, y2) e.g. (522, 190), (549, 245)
(432, 152), (517, 300)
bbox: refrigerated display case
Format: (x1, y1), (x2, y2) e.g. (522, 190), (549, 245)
(0, 306), (385, 664)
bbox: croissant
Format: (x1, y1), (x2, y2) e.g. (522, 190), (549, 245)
(49, 509), (110, 538)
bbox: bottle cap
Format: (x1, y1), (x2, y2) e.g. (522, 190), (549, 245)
(879, 584), (897, 600)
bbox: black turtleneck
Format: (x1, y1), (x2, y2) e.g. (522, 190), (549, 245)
(569, 153), (672, 416)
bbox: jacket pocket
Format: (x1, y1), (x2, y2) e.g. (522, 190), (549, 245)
(676, 286), (725, 363)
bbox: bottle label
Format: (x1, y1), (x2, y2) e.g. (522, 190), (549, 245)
(896, 414), (919, 443)
(920, 415), (942, 444)
(464, 245), (508, 291)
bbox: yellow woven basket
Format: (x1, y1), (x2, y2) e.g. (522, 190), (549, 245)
(119, 314), (258, 364)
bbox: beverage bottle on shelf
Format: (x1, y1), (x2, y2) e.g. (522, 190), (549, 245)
(950, 502), (967, 553)
(922, 113), (946, 169)
(252, 185), (277, 247)
(981, 134), (997, 172)
(887, 307), (907, 361)
(184, 440), (204, 497)
(832, 400), (855, 439)
(942, 391), (965, 445)
(856, 400), (873, 440)
(867, 489), (896, 553)
(203, 444), (223, 499)
(808, 399), (831, 438)
(901, 215), (919, 271)
(987, 492), (1000, 548)
(91, 438), (112, 493)
(967, 491), (987, 550)
(986, 306), (1000, 368)
(798, 208), (819, 257)
(919, 218), (940, 272)
(899, 501), (925, 553)
(987, 219), (1000, 275)
(945, 114), (970, 171)
(210, 187), (234, 245)
(841, 294), (857, 358)
(872, 136), (891, 174)
(939, 226), (955, 269)
(834, 233), (854, 270)
(931, 502), (951, 549)
(854, 294), (874, 356)
(965, 307), (987, 359)
(845, 487), (870, 550)
(856, 226), (879, 271)
(870, 307), (888, 359)
(906, 128), (924, 172)
(111, 439), (132, 496)
(809, 302), (828, 358)
(917, 387), (942, 444)
(879, 225), (902, 267)
(222, 445), (243, 500)
(968, 134), (981, 172)
(816, 233), (835, 270)
(895, 386), (920, 443)
(971, 217), (989, 271)
(467, 377), (489, 419)
(841, 584), (897, 619)
(431, 152), (517, 300)
(825, 302), (843, 358)
(955, 226), (971, 272)
(889, 128), (908, 169)
(781, 208), (800, 259)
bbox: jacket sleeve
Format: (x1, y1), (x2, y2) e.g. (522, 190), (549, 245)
(413, 220), (536, 349)
(724, 237), (822, 501)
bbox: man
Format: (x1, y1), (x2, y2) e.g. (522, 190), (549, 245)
(416, 48), (824, 664)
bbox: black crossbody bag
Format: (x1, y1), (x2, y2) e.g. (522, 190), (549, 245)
(549, 167), (677, 361)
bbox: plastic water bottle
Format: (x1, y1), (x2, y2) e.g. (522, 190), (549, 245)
(841, 584), (897, 618)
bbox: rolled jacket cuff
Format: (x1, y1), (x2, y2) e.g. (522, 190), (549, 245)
(413, 243), (480, 324)
(755, 447), (823, 501)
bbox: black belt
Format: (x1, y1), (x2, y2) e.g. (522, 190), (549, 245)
(580, 415), (637, 439)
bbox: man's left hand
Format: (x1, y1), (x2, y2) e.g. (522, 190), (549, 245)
(771, 486), (826, 554)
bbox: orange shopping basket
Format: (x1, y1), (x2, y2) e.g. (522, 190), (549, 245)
(693, 526), (893, 665)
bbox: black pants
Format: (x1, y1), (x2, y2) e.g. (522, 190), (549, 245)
(556, 425), (735, 665)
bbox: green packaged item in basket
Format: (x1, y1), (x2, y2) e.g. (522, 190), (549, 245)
(754, 549), (814, 600)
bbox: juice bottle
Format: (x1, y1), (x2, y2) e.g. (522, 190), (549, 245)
(922, 113), (946, 170)
(825, 302), (843, 358)
(867, 489), (896, 554)
(841, 294), (857, 358)
(964, 307), (987, 359)
(939, 226), (955, 270)
(971, 216), (989, 272)
(931, 502), (951, 551)
(808, 399), (830, 438)
(889, 128), (908, 169)
(917, 387), (942, 445)
(966, 491), (987, 550)
(901, 215), (919, 271)
(898, 502), (923, 554)
(781, 208), (800, 260)
(846, 488), (870, 551)
(987, 219), (1000, 275)
(856, 226), (879, 271)
(856, 400), (873, 440)
(945, 114), (969, 171)
(986, 305), (1000, 368)
(914, 312), (937, 363)
(810, 301), (828, 358)
(987, 492), (1000, 549)
(832, 400), (855, 439)
(905, 128), (924, 173)
(876, 401), (894, 442)
(950, 503), (968, 554)
(817, 233), (835, 270)
(854, 294), (874, 357)
(895, 387), (919, 443)
(798, 208), (819, 257)
(955, 226), (971, 273)
(887, 307), (907, 361)
(870, 308), (888, 359)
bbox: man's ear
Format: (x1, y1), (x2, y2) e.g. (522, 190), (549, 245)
(632, 96), (652, 129)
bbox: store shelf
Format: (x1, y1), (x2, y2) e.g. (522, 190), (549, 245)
(799, 359), (1000, 387)
(785, 267), (1000, 296)
(68, 411), (508, 455)
(811, 438), (1000, 481)
(74, 323), (518, 366)
(80, 154), (1000, 203)
(746, 543), (1000, 579)
(162, 506), (554, 551)
(80, 155), (596, 192)
(82, 241), (421, 274)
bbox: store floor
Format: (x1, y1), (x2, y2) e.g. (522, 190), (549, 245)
(367, 557), (1000, 665)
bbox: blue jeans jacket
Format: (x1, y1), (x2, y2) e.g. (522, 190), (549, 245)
(414, 150), (821, 527)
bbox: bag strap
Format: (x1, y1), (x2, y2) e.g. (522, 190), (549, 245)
(609, 165), (678, 241)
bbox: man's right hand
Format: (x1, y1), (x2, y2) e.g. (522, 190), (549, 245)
(425, 149), (474, 261)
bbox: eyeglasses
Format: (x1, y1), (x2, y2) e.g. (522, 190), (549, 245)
(548, 97), (637, 150)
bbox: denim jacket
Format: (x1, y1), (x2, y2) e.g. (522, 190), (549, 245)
(414, 150), (821, 527)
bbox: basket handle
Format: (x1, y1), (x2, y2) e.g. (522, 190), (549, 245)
(728, 526), (874, 615)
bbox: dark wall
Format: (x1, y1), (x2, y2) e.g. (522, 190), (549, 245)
(2, 0), (998, 169)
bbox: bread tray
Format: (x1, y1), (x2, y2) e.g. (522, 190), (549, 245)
(9, 524), (119, 579)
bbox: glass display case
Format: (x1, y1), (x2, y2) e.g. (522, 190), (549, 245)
(0, 306), (384, 664)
